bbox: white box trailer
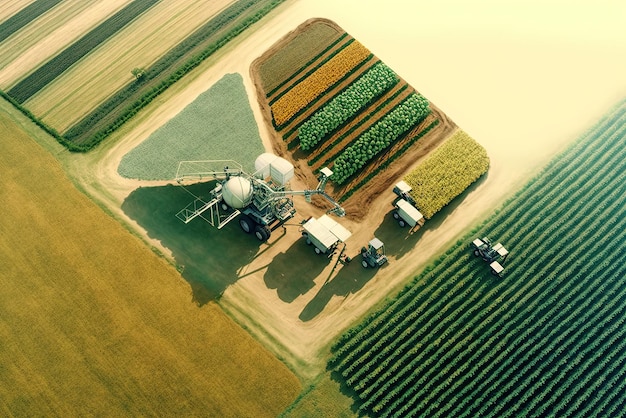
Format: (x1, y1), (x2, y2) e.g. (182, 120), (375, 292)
(302, 215), (352, 255)
(393, 199), (425, 230)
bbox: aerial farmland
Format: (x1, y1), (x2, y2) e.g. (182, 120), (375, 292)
(1, 0), (625, 417)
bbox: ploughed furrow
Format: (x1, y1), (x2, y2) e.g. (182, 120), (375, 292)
(265, 32), (351, 101)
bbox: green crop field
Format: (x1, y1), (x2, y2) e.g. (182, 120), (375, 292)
(0, 0), (62, 43)
(118, 73), (264, 180)
(8, 0), (160, 103)
(328, 98), (626, 417)
(0, 102), (300, 416)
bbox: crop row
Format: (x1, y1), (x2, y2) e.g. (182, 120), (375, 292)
(0, 0), (62, 44)
(386, 153), (624, 414)
(403, 129), (489, 218)
(330, 93), (430, 184)
(298, 62), (399, 150)
(270, 40), (371, 127)
(264, 31), (349, 99)
(3, 0), (287, 151)
(7, 0), (160, 103)
(328, 100), (626, 416)
(337, 119), (439, 202)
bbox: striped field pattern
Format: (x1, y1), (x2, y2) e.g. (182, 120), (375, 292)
(328, 98), (626, 417)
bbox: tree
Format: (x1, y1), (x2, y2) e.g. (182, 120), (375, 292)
(131, 67), (146, 80)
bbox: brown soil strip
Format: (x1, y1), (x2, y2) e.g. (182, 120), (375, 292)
(266, 35), (355, 104)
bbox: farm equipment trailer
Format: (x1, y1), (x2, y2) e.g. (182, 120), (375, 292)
(391, 181), (425, 231)
(175, 153), (345, 242)
(470, 237), (509, 276)
(301, 215), (352, 257)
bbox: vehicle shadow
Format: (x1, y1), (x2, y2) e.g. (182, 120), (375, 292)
(373, 172), (490, 261)
(121, 182), (259, 305)
(264, 237), (329, 303)
(299, 259), (379, 321)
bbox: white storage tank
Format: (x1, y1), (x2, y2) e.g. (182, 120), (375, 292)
(222, 177), (253, 209)
(270, 156), (294, 186)
(254, 153), (278, 178)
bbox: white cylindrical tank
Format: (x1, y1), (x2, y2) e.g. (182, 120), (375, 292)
(222, 177), (253, 209)
(254, 153), (278, 178)
(270, 156), (294, 185)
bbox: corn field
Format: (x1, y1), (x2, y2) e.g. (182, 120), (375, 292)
(328, 99), (626, 417)
(404, 130), (489, 219)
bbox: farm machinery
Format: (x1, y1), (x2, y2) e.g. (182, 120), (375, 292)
(175, 153), (345, 242)
(301, 214), (352, 257)
(470, 237), (509, 276)
(360, 238), (388, 268)
(391, 181), (425, 231)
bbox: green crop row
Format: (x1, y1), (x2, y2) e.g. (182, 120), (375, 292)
(36, 0), (287, 151)
(8, 0), (160, 103)
(299, 62), (399, 151)
(306, 83), (409, 164)
(337, 118), (438, 203)
(0, 0), (62, 43)
(328, 98), (626, 417)
(330, 93), (430, 184)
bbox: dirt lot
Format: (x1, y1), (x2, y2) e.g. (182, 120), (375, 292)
(63, 2), (626, 379)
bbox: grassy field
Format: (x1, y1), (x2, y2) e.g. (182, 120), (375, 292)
(118, 73), (264, 180)
(328, 98), (626, 416)
(24, 0), (230, 131)
(0, 102), (300, 416)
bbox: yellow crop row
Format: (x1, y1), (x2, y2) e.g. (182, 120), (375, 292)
(404, 130), (490, 219)
(271, 40), (371, 127)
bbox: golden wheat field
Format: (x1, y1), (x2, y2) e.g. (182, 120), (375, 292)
(0, 105), (300, 417)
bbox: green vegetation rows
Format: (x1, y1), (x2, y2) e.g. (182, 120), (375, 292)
(328, 99), (626, 417)
(1, 0), (287, 151)
(0, 0), (63, 43)
(7, 0), (161, 103)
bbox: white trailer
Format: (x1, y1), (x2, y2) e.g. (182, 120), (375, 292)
(391, 181), (425, 232)
(301, 215), (352, 256)
(393, 199), (425, 230)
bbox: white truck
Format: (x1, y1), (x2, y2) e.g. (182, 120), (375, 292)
(301, 215), (352, 256)
(392, 181), (425, 231)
